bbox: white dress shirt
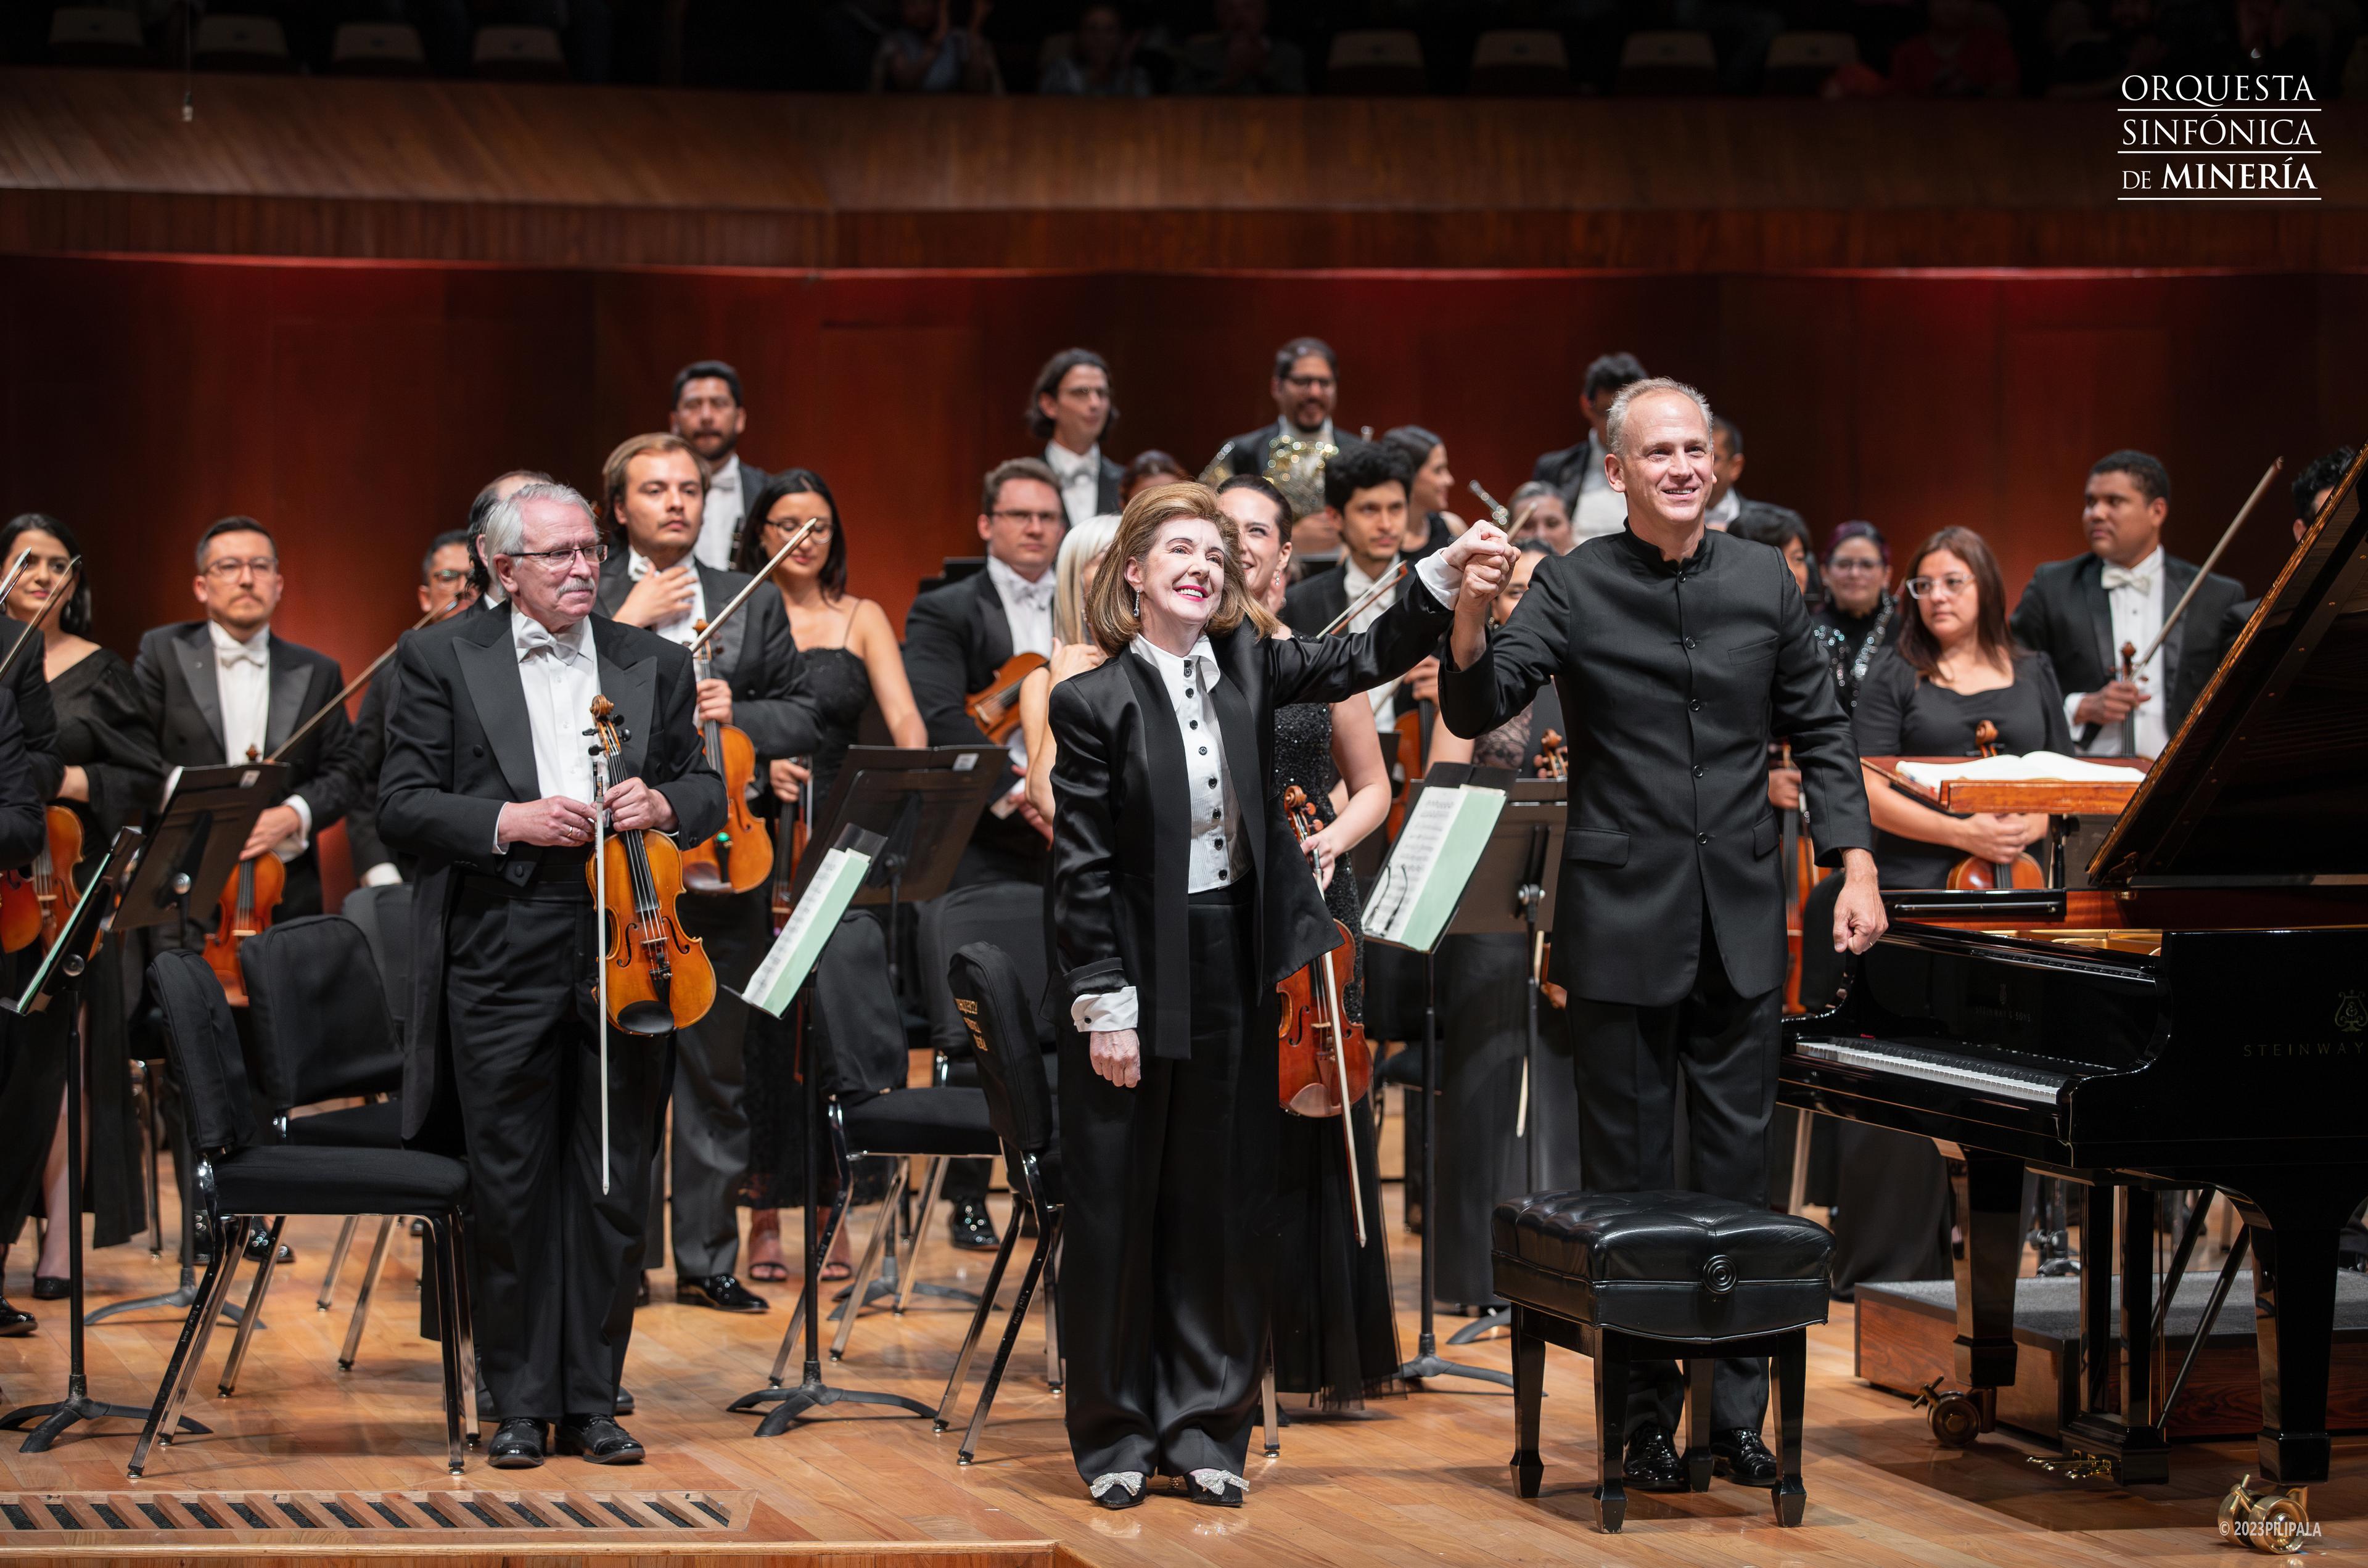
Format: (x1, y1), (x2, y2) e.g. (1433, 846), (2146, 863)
(209, 621), (311, 858)
(1565, 433), (1626, 543)
(1338, 554), (1404, 733)
(1044, 440), (1103, 530)
(985, 553), (1056, 770)
(1703, 488), (1741, 531)
(1071, 634), (1248, 1035)
(695, 458), (746, 571)
(2063, 545), (2168, 757)
(627, 548), (707, 649)
(496, 610), (603, 849)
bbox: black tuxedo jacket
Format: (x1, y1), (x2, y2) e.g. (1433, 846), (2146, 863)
(0, 688), (48, 869)
(1280, 562), (1414, 719)
(2007, 550), (2243, 739)
(593, 552), (823, 763)
(904, 567), (1019, 750)
(131, 621), (362, 917)
(1048, 580), (1453, 1062)
(1531, 434), (1599, 506)
(377, 604), (725, 1145)
(1439, 528), (1873, 1008)
(2, 647), (61, 806)
(720, 457), (768, 563)
(1050, 446), (1125, 519)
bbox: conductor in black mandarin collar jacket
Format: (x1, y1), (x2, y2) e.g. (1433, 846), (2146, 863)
(1437, 379), (1888, 1491)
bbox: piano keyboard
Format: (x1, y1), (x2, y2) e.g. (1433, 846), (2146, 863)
(1792, 1037), (2073, 1106)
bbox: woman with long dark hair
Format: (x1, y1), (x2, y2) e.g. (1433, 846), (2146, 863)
(1048, 482), (1498, 1507)
(0, 515), (162, 1328)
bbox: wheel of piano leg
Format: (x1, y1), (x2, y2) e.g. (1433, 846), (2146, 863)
(1773, 1479), (1806, 1527)
(1592, 1480), (1626, 1533)
(1926, 1389), (1983, 1448)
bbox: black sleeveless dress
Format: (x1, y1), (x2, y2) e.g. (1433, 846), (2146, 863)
(1268, 698), (1402, 1409)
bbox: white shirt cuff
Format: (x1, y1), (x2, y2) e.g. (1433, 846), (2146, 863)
(1072, 987), (1137, 1033)
(361, 862), (403, 887)
(2063, 692), (2087, 727)
(1413, 551), (1460, 610)
(271, 794), (314, 862)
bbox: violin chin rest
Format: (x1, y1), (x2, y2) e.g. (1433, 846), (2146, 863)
(617, 1001), (677, 1037)
(1284, 1083), (1344, 1119)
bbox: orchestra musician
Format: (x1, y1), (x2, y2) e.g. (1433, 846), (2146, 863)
(0, 516), (162, 1322)
(379, 481), (725, 1468)
(594, 432), (823, 1314)
(1030, 349), (1125, 528)
(668, 361), (768, 570)
(1280, 440), (1428, 739)
(1529, 351), (1646, 546)
(1832, 525), (2071, 1292)
(347, 530), (479, 887)
(467, 470), (554, 607)
(1201, 337), (1349, 548)
(1438, 378), (1886, 1493)
(2008, 450), (2243, 758)
(2189, 445), (2354, 710)
(1814, 521), (1901, 716)
(1047, 480), (1506, 1508)
(1379, 425), (1465, 565)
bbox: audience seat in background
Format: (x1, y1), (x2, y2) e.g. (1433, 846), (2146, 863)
(47, 6), (151, 67)
(1467, 30), (1571, 97)
(1761, 31), (1856, 96)
(1616, 31), (1718, 96)
(331, 21), (428, 77)
(473, 24), (567, 81)
(193, 14), (294, 73)
(1325, 30), (1427, 95)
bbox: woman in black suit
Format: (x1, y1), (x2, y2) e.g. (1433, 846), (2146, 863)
(1047, 482), (1499, 1508)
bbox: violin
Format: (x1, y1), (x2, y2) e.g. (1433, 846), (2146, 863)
(1275, 784), (1373, 1246)
(1531, 730), (1569, 1008)
(1779, 739), (1819, 1014)
(768, 755), (812, 935)
(201, 745), (286, 1005)
(965, 652), (1049, 745)
(33, 806), (82, 951)
(1943, 720), (2045, 892)
(0, 554), (81, 954)
(586, 694), (715, 1036)
(678, 619), (771, 895)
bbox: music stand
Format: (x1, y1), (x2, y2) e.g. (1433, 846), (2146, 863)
(83, 761), (287, 1331)
(733, 752), (1001, 1436)
(1434, 778), (1566, 1347)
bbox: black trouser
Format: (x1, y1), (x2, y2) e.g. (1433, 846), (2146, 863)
(656, 888), (765, 1279)
(446, 876), (668, 1422)
(1564, 904), (1779, 1439)
(1058, 882), (1273, 1484)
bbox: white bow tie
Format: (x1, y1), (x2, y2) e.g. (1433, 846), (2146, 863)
(1009, 582), (1053, 610)
(516, 619), (588, 666)
(2102, 565), (2154, 594)
(216, 645), (264, 669)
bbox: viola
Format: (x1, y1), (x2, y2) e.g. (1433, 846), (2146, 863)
(205, 852), (284, 1007)
(1275, 784), (1373, 1246)
(965, 652), (1049, 745)
(1778, 739), (1819, 1014)
(678, 619), (771, 895)
(33, 805), (81, 951)
(1944, 720), (2045, 892)
(586, 694), (715, 1036)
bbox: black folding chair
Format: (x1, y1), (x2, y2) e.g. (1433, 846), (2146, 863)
(131, 950), (474, 1478)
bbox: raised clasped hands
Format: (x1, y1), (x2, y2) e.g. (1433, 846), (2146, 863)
(1440, 520), (1513, 610)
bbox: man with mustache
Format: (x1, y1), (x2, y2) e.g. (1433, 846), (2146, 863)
(379, 483), (724, 1469)
(668, 361), (768, 570)
(1201, 337), (1351, 552)
(1439, 377), (1888, 1496)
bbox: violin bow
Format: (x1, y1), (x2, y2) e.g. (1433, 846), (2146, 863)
(265, 593), (465, 765)
(589, 719), (612, 1194)
(1315, 560), (1410, 638)
(686, 514), (826, 659)
(2137, 454), (2281, 671)
(0, 552), (76, 689)
(1467, 479), (1512, 530)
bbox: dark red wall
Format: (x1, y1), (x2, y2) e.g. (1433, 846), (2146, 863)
(6, 256), (2359, 893)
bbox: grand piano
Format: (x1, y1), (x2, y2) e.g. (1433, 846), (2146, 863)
(1783, 443), (2368, 1486)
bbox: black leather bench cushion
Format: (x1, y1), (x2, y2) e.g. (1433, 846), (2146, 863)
(1493, 1189), (1832, 1342)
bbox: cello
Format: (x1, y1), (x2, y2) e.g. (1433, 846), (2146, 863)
(1531, 730), (1569, 1009)
(1276, 784), (1373, 1247)
(1943, 719), (2045, 892)
(585, 694), (715, 1038)
(677, 618), (770, 895)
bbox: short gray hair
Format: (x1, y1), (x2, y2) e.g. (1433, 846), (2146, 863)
(482, 481), (597, 560)
(1604, 377), (1715, 459)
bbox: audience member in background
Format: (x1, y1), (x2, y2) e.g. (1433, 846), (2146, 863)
(2047, 0), (2173, 92)
(1381, 425), (1466, 565)
(1531, 351), (1646, 544)
(1041, 2), (1151, 94)
(875, 0), (1003, 92)
(1704, 416), (1809, 541)
(2008, 449), (2243, 758)
(1121, 449), (1192, 501)
(1030, 348), (1125, 527)
(1204, 337), (1349, 549)
(0, 515), (158, 1331)
(2189, 445), (2356, 713)
(1282, 440), (1429, 741)
(1815, 521), (1902, 715)
(1889, 0), (2021, 96)
(1505, 482), (1575, 555)
(467, 469), (553, 606)
(734, 467), (928, 1286)
(1176, 0), (1305, 92)
(347, 529), (479, 887)
(670, 361), (768, 570)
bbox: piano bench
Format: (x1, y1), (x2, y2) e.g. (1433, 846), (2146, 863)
(1492, 1189), (1834, 1533)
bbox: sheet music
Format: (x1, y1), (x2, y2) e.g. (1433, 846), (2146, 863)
(1364, 782), (1505, 952)
(1895, 750), (2139, 789)
(739, 844), (873, 1017)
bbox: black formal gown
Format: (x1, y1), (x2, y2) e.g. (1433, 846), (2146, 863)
(1267, 698), (1400, 1410)
(1828, 647), (2073, 1294)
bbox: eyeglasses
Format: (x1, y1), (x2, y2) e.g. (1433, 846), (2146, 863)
(427, 568), (472, 585)
(1825, 559), (1886, 575)
(990, 510), (1064, 528)
(202, 557), (279, 580)
(506, 541), (609, 569)
(1906, 573), (1975, 599)
(763, 515), (831, 537)
(1281, 374), (1336, 392)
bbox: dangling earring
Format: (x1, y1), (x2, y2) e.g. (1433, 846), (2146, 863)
(1132, 588), (1141, 618)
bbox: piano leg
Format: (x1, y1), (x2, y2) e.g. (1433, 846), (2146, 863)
(2230, 1189), (2353, 1485)
(1946, 1150), (2025, 1393)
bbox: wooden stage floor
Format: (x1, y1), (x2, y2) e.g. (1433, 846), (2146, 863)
(0, 1186), (2358, 1566)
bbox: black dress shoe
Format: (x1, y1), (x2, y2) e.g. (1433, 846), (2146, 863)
(242, 1229), (294, 1266)
(0, 1295), (34, 1336)
(557, 1414), (645, 1464)
(488, 1418), (546, 1469)
(947, 1199), (999, 1252)
(31, 1275), (67, 1301)
(634, 1271), (649, 1308)
(614, 1385), (635, 1416)
(1711, 1427), (1782, 1487)
(1622, 1425), (1690, 1492)
(675, 1274), (769, 1313)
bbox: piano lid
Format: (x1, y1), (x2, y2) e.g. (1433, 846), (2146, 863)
(2092, 443), (2368, 889)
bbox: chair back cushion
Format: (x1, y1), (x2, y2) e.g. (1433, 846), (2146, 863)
(1494, 1189), (1832, 1342)
(146, 950), (257, 1154)
(916, 882), (1048, 1059)
(241, 915), (404, 1110)
(945, 942), (1054, 1157)
(812, 911), (906, 1099)
(340, 882), (414, 1029)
